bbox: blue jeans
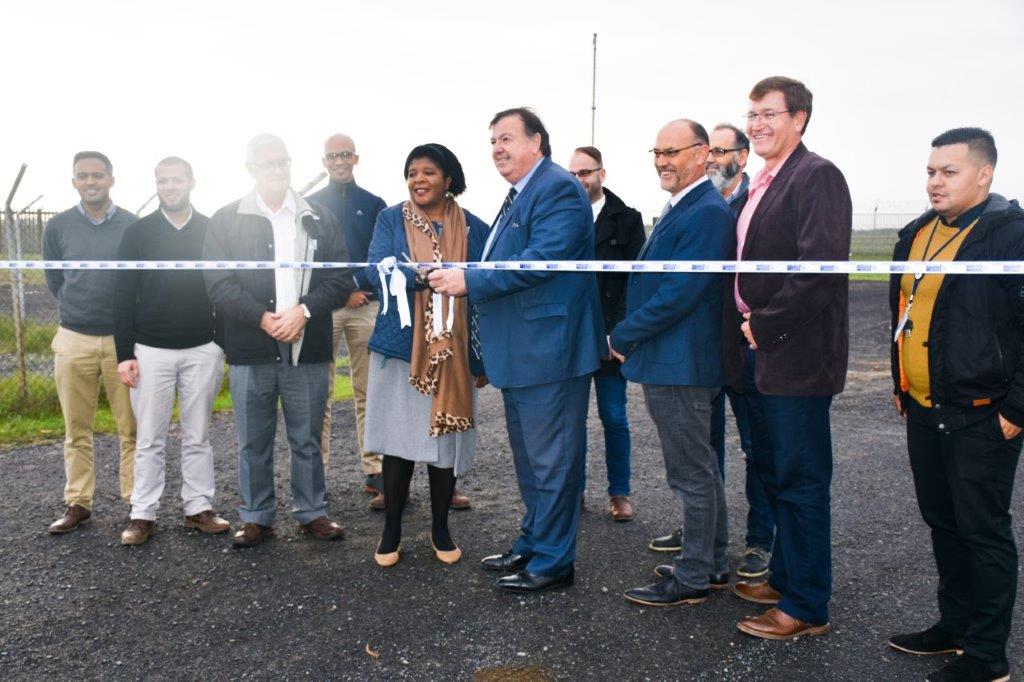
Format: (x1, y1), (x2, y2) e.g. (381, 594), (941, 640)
(711, 388), (775, 551)
(584, 373), (632, 497)
(744, 348), (834, 625)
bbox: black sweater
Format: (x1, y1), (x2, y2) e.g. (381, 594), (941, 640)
(113, 209), (217, 362)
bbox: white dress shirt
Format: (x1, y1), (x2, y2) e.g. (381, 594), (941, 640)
(255, 190), (298, 313)
(591, 193), (606, 222)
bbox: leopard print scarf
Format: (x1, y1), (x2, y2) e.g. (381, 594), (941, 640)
(403, 198), (474, 436)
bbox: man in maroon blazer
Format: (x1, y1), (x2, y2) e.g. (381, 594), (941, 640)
(725, 76), (852, 640)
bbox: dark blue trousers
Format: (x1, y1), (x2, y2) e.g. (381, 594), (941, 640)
(744, 349), (834, 625)
(502, 376), (589, 577)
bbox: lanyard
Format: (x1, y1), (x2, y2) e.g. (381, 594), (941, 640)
(894, 218), (969, 343)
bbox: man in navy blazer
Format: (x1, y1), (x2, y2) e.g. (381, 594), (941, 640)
(610, 119), (733, 608)
(429, 107), (604, 593)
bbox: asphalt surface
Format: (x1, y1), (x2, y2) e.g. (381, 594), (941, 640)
(1, 280), (1022, 681)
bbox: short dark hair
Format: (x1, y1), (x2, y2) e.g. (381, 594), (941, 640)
(713, 123), (750, 151)
(574, 146), (602, 165)
(404, 143), (467, 196)
(749, 76), (813, 134)
(931, 127), (998, 167)
(684, 120), (710, 145)
(490, 107), (552, 157)
(155, 156), (194, 179)
(73, 151), (112, 175)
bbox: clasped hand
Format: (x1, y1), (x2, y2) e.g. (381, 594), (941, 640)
(261, 306), (306, 344)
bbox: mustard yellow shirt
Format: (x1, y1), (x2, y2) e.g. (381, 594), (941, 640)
(900, 217), (977, 406)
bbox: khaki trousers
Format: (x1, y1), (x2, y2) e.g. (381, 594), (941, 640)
(52, 327), (136, 509)
(322, 301), (381, 475)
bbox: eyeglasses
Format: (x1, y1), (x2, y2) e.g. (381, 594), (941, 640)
(745, 110), (790, 124)
(649, 142), (705, 159)
(569, 167), (602, 178)
(708, 146), (746, 158)
(250, 158), (291, 171)
(324, 151), (356, 161)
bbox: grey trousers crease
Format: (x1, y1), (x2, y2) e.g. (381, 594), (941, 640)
(229, 362), (330, 526)
(642, 384), (729, 589)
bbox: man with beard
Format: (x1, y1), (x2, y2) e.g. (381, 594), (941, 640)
(43, 151), (137, 534)
(567, 146), (645, 522)
(113, 157), (230, 545)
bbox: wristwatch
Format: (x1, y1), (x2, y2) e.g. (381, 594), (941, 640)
(300, 304), (311, 319)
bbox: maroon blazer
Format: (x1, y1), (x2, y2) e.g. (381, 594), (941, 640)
(722, 143), (852, 397)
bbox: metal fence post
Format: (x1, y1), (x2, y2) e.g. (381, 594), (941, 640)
(4, 164), (29, 401)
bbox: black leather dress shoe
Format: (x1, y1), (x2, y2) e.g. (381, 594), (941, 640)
(653, 565), (729, 589)
(624, 576), (709, 606)
(495, 569), (574, 593)
(648, 528), (682, 553)
(481, 550), (530, 572)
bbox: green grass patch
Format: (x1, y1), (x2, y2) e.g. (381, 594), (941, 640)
(0, 316), (57, 354)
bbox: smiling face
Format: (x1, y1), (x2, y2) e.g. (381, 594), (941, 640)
(322, 134), (358, 184)
(926, 143), (993, 220)
(706, 127), (748, 192)
(406, 156), (450, 214)
(490, 114), (543, 184)
(568, 150), (605, 202)
(72, 157), (114, 209)
(746, 90), (806, 164)
(155, 163), (194, 213)
(653, 121), (708, 195)
(247, 138), (292, 204)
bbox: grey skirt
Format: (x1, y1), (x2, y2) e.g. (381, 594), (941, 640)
(364, 352), (477, 476)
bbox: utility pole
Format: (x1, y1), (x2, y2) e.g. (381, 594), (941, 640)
(591, 33), (598, 145)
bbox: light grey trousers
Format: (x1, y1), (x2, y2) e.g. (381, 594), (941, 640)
(129, 342), (223, 521)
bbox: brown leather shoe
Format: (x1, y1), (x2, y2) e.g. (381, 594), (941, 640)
(737, 607), (830, 640)
(184, 510), (231, 534)
(121, 519), (154, 546)
(733, 580), (783, 604)
(369, 493), (385, 510)
(450, 488), (471, 510)
(48, 504), (91, 534)
(609, 496), (635, 522)
(298, 516), (345, 541)
(232, 523), (274, 548)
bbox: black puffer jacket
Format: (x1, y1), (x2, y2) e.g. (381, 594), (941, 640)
(889, 194), (1024, 431)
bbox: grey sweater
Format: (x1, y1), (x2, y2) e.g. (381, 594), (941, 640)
(42, 205), (137, 335)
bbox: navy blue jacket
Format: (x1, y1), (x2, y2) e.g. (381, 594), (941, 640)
(611, 179), (731, 386)
(364, 203), (488, 376)
(308, 180), (385, 290)
(465, 157), (605, 389)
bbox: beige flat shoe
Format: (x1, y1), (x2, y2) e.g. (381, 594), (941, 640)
(431, 538), (462, 565)
(374, 542), (401, 568)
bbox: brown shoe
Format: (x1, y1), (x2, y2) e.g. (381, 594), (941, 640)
(737, 607), (830, 640)
(232, 523), (274, 548)
(450, 488), (471, 510)
(369, 492), (385, 510)
(733, 580), (783, 604)
(184, 510), (230, 534)
(121, 519), (154, 546)
(48, 504), (91, 534)
(298, 516), (345, 541)
(609, 496), (635, 522)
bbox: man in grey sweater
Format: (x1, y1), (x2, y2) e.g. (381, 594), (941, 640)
(42, 151), (137, 534)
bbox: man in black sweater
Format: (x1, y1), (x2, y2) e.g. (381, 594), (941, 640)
(113, 157), (230, 546)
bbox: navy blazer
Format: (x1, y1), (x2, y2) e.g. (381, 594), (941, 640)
(465, 157), (604, 389)
(610, 179), (732, 386)
(364, 203), (488, 376)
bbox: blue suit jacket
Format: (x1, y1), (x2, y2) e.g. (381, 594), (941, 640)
(610, 179), (731, 386)
(466, 157), (604, 389)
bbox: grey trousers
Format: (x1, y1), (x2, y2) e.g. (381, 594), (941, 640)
(229, 361), (330, 526)
(643, 384), (729, 589)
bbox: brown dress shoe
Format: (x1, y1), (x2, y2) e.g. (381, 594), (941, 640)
(737, 607), (830, 640)
(184, 510), (231, 534)
(48, 504), (91, 534)
(450, 488), (471, 510)
(369, 492), (385, 510)
(733, 580), (783, 604)
(609, 496), (635, 522)
(121, 519), (154, 546)
(298, 516), (345, 541)
(232, 523), (274, 548)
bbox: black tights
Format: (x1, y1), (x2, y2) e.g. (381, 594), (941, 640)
(378, 455), (457, 553)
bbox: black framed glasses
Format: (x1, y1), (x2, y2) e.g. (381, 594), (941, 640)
(569, 167), (602, 178)
(324, 151), (357, 161)
(708, 146), (746, 158)
(649, 142), (705, 159)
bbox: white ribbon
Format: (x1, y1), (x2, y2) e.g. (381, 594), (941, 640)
(429, 292), (456, 336)
(375, 257), (412, 329)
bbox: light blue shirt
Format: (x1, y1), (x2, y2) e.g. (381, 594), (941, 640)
(483, 156), (545, 259)
(76, 201), (117, 226)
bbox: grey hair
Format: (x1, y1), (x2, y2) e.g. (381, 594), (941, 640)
(246, 133), (287, 163)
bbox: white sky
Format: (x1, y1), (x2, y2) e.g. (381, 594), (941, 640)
(2, 0), (1021, 223)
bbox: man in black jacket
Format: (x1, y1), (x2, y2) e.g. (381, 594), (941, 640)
(203, 134), (355, 548)
(887, 127), (1024, 682)
(568, 146), (646, 521)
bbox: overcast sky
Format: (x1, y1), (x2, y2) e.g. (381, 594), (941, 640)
(2, 0), (1020, 225)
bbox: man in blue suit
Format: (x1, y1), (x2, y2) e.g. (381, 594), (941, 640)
(611, 119), (733, 607)
(429, 107), (604, 593)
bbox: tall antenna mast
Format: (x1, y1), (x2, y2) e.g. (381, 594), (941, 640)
(590, 33), (598, 145)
